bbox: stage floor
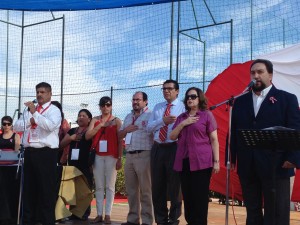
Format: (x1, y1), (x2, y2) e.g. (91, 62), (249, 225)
(57, 199), (300, 225)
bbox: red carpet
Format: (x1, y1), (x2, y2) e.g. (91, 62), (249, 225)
(91, 195), (128, 206)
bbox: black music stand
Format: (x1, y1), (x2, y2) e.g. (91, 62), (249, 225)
(238, 128), (300, 225)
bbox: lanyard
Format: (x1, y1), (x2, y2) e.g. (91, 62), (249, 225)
(28, 103), (52, 143)
(131, 107), (148, 125)
(37, 103), (51, 114)
(30, 103), (52, 129)
(74, 127), (87, 148)
(100, 114), (112, 124)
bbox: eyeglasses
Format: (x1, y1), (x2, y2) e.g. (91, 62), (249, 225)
(161, 87), (175, 91)
(132, 99), (143, 102)
(2, 122), (12, 126)
(186, 94), (198, 100)
(100, 103), (112, 107)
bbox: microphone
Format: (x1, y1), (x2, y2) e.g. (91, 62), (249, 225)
(27, 99), (37, 111)
(243, 80), (256, 92)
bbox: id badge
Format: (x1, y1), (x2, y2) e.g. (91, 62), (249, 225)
(29, 129), (40, 143)
(71, 148), (80, 160)
(99, 140), (108, 152)
(125, 132), (132, 145)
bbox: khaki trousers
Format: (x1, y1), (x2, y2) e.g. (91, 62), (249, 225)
(125, 150), (153, 225)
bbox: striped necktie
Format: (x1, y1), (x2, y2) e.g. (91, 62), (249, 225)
(159, 103), (172, 142)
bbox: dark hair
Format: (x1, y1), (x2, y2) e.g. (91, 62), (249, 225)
(163, 79), (179, 90)
(134, 91), (148, 106)
(251, 59), (273, 74)
(135, 91), (148, 100)
(184, 87), (208, 111)
(36, 82), (52, 92)
(1, 116), (13, 124)
(78, 109), (92, 119)
(51, 101), (64, 121)
(1, 116), (13, 131)
(99, 96), (112, 106)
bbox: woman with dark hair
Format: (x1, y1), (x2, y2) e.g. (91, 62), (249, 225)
(170, 87), (220, 225)
(51, 101), (70, 164)
(0, 116), (21, 224)
(0, 116), (20, 161)
(59, 109), (93, 220)
(86, 96), (122, 224)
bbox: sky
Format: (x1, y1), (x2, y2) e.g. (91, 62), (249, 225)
(0, 0), (300, 124)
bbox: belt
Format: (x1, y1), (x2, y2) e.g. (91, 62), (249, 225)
(26, 147), (53, 151)
(127, 150), (145, 154)
(154, 141), (177, 147)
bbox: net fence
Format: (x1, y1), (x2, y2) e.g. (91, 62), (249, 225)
(0, 0), (300, 123)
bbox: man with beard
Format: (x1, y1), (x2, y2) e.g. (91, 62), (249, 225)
(230, 59), (300, 225)
(118, 91), (153, 225)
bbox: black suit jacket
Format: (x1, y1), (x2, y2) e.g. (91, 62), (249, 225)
(230, 86), (300, 179)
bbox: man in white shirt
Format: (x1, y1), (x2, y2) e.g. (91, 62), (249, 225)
(119, 91), (153, 225)
(14, 82), (62, 225)
(147, 80), (185, 225)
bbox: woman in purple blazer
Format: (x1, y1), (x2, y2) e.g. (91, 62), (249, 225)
(170, 87), (220, 225)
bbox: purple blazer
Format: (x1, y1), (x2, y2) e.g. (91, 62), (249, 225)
(173, 110), (217, 172)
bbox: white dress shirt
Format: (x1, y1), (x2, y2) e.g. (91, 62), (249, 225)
(14, 101), (62, 148)
(252, 84), (272, 117)
(147, 98), (185, 143)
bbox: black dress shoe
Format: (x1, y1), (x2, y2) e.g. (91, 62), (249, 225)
(168, 220), (179, 225)
(121, 222), (139, 225)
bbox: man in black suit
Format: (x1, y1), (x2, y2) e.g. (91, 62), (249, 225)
(230, 59), (300, 225)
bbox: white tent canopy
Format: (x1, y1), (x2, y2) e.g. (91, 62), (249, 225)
(258, 43), (300, 104)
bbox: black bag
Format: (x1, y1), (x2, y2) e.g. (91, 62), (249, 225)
(88, 126), (107, 167)
(88, 148), (96, 167)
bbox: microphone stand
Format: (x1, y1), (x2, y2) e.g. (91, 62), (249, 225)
(16, 144), (25, 225)
(210, 89), (251, 225)
(16, 106), (30, 225)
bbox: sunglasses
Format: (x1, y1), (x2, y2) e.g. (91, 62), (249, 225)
(2, 122), (12, 126)
(186, 94), (198, 100)
(100, 103), (112, 107)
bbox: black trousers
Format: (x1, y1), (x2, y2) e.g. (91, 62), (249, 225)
(0, 166), (20, 224)
(239, 173), (290, 225)
(180, 158), (212, 225)
(23, 147), (58, 225)
(151, 142), (182, 224)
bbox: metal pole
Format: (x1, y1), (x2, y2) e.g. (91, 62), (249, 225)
(175, 0), (181, 82)
(110, 86), (113, 114)
(169, 1), (174, 80)
(190, 0), (206, 91)
(18, 11), (25, 118)
(5, 10), (9, 115)
(203, 41), (206, 91)
(230, 19), (233, 65)
(250, 0), (253, 60)
(283, 19), (285, 48)
(60, 15), (65, 105)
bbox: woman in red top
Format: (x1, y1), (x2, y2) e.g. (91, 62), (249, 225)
(86, 96), (122, 224)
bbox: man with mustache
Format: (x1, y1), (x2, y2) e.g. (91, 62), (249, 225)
(230, 59), (300, 225)
(14, 82), (62, 225)
(119, 91), (153, 225)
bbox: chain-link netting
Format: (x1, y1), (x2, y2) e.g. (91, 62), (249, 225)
(1, 0), (300, 124)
